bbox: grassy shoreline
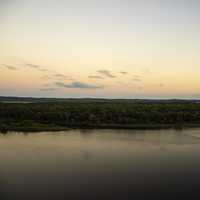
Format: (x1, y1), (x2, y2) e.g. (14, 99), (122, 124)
(1, 100), (200, 133)
(1, 123), (200, 133)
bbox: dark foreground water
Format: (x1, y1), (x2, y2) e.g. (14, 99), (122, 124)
(1, 129), (200, 200)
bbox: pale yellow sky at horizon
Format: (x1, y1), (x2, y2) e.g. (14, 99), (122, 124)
(0, 0), (200, 98)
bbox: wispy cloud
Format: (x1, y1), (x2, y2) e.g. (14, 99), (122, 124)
(142, 68), (151, 74)
(55, 81), (104, 89)
(159, 83), (164, 87)
(43, 83), (51, 87)
(137, 86), (143, 90)
(26, 62), (72, 82)
(120, 71), (128, 75)
(41, 75), (51, 80)
(54, 73), (68, 79)
(133, 75), (141, 78)
(40, 88), (57, 91)
(3, 64), (18, 70)
(26, 63), (48, 72)
(39, 68), (48, 72)
(88, 75), (104, 79)
(98, 70), (115, 78)
(132, 78), (142, 82)
(27, 64), (40, 68)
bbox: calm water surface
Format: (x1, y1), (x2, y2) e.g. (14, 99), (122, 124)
(1, 129), (200, 199)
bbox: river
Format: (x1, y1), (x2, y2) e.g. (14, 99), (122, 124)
(0, 128), (200, 199)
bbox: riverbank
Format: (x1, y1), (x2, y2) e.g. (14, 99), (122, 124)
(1, 100), (200, 133)
(1, 122), (200, 133)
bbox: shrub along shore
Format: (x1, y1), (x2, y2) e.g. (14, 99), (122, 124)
(1, 100), (200, 132)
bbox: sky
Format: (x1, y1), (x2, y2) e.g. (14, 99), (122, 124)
(0, 0), (200, 98)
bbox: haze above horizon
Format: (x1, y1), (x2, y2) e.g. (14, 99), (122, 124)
(1, 0), (200, 98)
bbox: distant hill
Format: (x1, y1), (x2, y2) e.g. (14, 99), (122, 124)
(0, 96), (200, 104)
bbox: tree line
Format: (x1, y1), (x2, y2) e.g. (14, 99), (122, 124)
(0, 101), (200, 131)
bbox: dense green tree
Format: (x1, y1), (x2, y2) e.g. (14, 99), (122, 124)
(0, 101), (200, 130)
